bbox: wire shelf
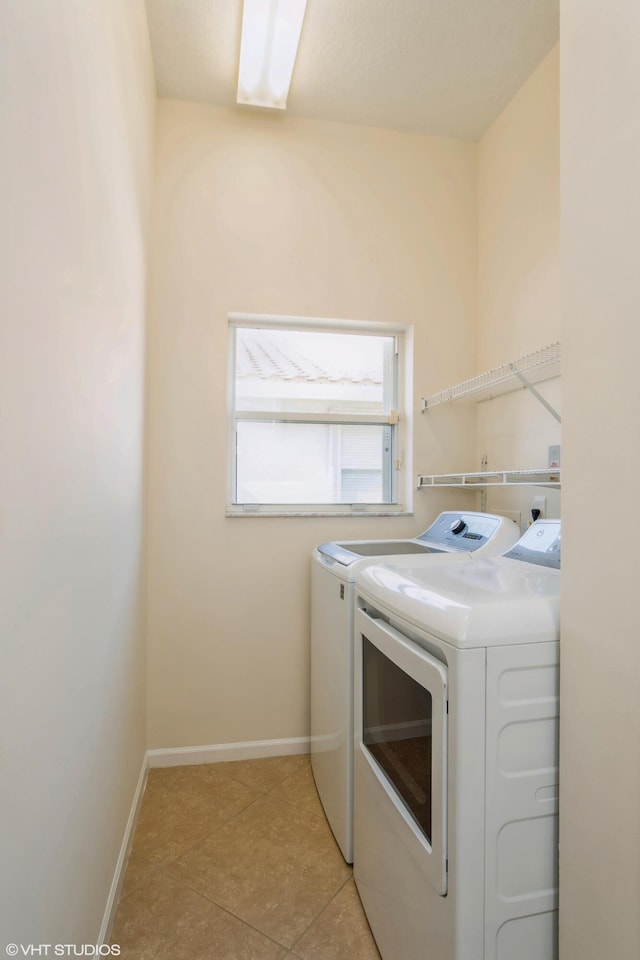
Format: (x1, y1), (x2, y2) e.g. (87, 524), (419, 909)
(416, 468), (561, 490)
(421, 342), (561, 411)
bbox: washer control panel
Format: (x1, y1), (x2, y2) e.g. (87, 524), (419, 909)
(504, 519), (561, 569)
(416, 512), (505, 551)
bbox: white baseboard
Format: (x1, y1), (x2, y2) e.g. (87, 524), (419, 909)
(147, 736), (311, 768)
(98, 753), (149, 945)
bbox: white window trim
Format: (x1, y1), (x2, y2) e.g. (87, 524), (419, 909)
(226, 313), (413, 517)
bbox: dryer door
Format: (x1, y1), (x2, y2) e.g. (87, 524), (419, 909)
(355, 607), (448, 895)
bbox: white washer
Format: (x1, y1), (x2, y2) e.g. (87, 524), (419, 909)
(310, 511), (519, 863)
(353, 520), (561, 960)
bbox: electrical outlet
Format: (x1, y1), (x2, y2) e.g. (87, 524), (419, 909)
(531, 496), (546, 519)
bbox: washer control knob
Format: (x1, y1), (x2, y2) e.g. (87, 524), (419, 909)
(450, 518), (467, 535)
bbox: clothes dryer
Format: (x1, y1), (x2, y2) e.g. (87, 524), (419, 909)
(353, 520), (561, 960)
(310, 511), (519, 862)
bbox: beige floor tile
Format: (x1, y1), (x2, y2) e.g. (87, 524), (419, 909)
(111, 871), (216, 958)
(119, 854), (163, 901)
(111, 871), (286, 960)
(159, 912), (288, 960)
(113, 757), (376, 958)
(121, 765), (261, 897)
(215, 754), (311, 792)
(166, 795), (351, 948)
(292, 879), (381, 960)
(268, 762), (327, 819)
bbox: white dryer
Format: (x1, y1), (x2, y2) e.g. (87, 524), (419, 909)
(353, 520), (561, 960)
(310, 511), (519, 863)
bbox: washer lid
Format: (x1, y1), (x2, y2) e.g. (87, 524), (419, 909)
(355, 523), (561, 648)
(316, 540), (441, 567)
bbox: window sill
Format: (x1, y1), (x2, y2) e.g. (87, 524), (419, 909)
(225, 507), (414, 519)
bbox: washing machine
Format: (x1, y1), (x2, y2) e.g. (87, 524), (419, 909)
(310, 511), (520, 863)
(352, 519), (561, 960)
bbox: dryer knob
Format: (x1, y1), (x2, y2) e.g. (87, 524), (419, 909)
(450, 519), (467, 535)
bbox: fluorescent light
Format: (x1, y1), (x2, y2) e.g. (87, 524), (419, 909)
(237, 0), (308, 110)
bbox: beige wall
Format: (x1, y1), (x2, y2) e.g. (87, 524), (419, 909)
(146, 102), (478, 748)
(477, 47), (561, 526)
(3, 2), (635, 949)
(0, 0), (155, 944)
(560, 1), (640, 956)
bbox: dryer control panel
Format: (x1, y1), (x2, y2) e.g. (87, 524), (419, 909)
(504, 520), (561, 569)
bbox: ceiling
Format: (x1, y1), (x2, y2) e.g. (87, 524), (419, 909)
(145, 0), (558, 142)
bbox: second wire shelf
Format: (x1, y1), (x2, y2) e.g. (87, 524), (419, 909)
(416, 468), (561, 490)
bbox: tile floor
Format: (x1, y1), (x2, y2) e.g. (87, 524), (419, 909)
(110, 755), (381, 959)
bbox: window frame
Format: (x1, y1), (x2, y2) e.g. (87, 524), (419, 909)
(226, 313), (413, 517)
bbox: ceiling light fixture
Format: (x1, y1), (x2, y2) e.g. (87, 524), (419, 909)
(237, 0), (308, 110)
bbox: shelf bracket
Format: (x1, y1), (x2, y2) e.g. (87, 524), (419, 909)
(510, 365), (561, 423)
(480, 454), (488, 513)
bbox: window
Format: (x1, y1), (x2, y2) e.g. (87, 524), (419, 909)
(227, 314), (411, 515)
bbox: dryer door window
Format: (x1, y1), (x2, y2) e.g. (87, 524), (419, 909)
(356, 609), (448, 895)
(363, 638), (434, 843)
